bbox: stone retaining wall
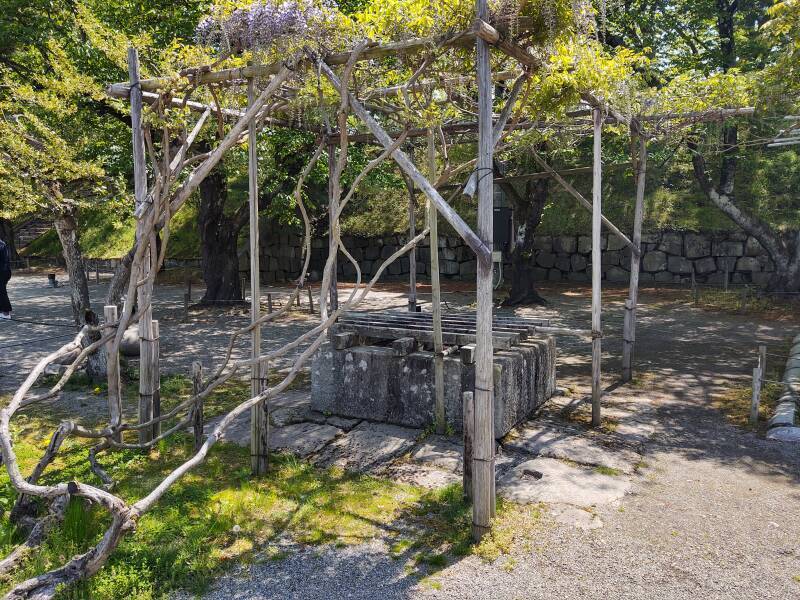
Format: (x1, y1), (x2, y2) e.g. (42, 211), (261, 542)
(252, 228), (787, 286)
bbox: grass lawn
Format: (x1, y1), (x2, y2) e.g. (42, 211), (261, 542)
(0, 379), (542, 599)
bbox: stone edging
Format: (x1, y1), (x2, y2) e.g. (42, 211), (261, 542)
(766, 333), (800, 442)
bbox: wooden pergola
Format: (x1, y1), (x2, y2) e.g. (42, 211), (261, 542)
(107, 4), (754, 540)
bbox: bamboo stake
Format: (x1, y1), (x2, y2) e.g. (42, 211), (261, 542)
(104, 305), (122, 443)
(591, 107), (603, 427)
(191, 361), (204, 452)
(327, 145), (339, 316)
(129, 47), (155, 445)
(463, 391), (474, 501)
(406, 176), (418, 312)
(750, 366), (762, 427)
(622, 129), (647, 383)
(151, 320), (161, 440)
(248, 78), (269, 476)
(472, 0), (495, 541)
(427, 130), (446, 434)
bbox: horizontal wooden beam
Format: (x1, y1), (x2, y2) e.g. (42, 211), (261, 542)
(108, 29), (478, 95)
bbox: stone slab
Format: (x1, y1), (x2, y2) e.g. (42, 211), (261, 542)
(326, 416), (361, 431)
(498, 458), (632, 506)
(766, 427), (800, 443)
(269, 422), (341, 457)
(768, 402), (796, 429)
(504, 423), (642, 474)
(383, 463), (461, 489)
(317, 422), (420, 472)
(409, 436), (463, 473)
(311, 336), (556, 439)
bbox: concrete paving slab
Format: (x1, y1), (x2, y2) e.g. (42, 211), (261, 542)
(498, 458), (632, 506)
(269, 422), (341, 457)
(382, 463), (461, 489)
(317, 422), (420, 472)
(504, 423), (642, 474)
(326, 416), (361, 431)
(409, 436), (463, 473)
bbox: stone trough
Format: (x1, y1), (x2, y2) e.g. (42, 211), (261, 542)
(311, 311), (557, 439)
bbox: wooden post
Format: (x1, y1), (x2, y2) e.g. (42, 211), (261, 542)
(759, 344), (767, 386)
(750, 366), (762, 427)
(473, 0), (496, 541)
(327, 145), (339, 315)
(591, 107), (603, 427)
(151, 320), (161, 440)
(129, 47), (155, 445)
(427, 129), (446, 434)
(462, 391), (474, 501)
(622, 129), (646, 383)
(308, 287), (314, 314)
(248, 78), (269, 476)
(407, 177), (418, 312)
(191, 361), (204, 452)
(104, 305), (122, 443)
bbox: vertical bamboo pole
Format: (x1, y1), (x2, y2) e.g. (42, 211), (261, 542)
(327, 145), (339, 316)
(407, 178), (418, 312)
(151, 320), (161, 440)
(473, 0), (496, 541)
(191, 361), (203, 452)
(104, 305), (122, 443)
(462, 391), (474, 501)
(128, 47), (154, 445)
(591, 107), (603, 427)
(622, 127), (647, 383)
(427, 130), (446, 434)
(248, 78), (269, 475)
(750, 366), (762, 426)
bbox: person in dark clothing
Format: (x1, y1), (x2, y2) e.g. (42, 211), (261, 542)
(0, 238), (12, 318)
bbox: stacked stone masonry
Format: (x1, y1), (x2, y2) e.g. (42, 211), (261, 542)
(249, 226), (787, 286)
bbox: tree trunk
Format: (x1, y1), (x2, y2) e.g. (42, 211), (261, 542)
(198, 163), (247, 304)
(53, 211), (107, 379)
(105, 243), (136, 310)
(54, 211), (91, 326)
(0, 218), (18, 262)
(686, 0), (800, 293)
(501, 177), (548, 306)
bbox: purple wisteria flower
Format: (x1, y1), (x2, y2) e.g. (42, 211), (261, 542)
(196, 1), (334, 53)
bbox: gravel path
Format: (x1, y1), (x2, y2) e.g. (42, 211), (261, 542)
(3, 274), (799, 598)
(184, 288), (800, 600)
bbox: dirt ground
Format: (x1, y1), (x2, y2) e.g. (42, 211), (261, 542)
(2, 273), (799, 599)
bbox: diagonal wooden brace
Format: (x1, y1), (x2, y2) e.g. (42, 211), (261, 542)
(319, 61), (492, 264)
(531, 152), (639, 256)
